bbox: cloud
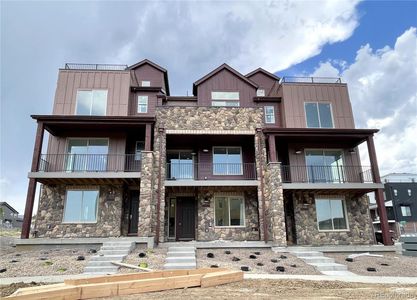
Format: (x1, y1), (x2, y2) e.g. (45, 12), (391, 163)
(311, 27), (417, 174)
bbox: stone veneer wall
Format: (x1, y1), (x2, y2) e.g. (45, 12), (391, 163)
(35, 185), (123, 238)
(137, 151), (154, 237)
(293, 193), (373, 245)
(196, 187), (259, 241)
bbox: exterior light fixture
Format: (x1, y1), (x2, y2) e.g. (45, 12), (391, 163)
(295, 150), (302, 154)
(202, 149), (209, 153)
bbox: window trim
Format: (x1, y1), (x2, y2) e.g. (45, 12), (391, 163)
(75, 89), (108, 116)
(315, 196), (349, 232)
(214, 195), (246, 228)
(62, 188), (99, 224)
(212, 146), (243, 176)
(304, 102), (334, 128)
(137, 95), (148, 113)
(264, 106), (276, 124)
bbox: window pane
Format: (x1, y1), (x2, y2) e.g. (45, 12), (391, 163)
(141, 81), (150, 87)
(331, 200), (347, 230)
(316, 199), (333, 230)
(63, 191), (82, 222)
(76, 91), (92, 115)
(401, 206), (411, 217)
(265, 106), (275, 123)
(215, 197), (230, 226)
(256, 89), (265, 97)
(135, 141), (145, 160)
(318, 103), (333, 128)
(82, 191), (98, 222)
(138, 96), (148, 113)
(305, 103), (320, 128)
(211, 92), (239, 100)
(91, 90), (107, 115)
(230, 198), (244, 226)
(211, 101), (240, 107)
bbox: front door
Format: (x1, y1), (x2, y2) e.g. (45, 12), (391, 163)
(128, 190), (139, 235)
(176, 197), (196, 240)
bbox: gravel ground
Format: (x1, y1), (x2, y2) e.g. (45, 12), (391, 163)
(119, 245), (167, 273)
(0, 248), (92, 278)
(97, 279), (417, 300)
(197, 248), (321, 275)
(326, 252), (417, 277)
(0, 282), (47, 297)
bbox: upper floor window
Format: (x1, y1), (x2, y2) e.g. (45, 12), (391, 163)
(213, 147), (242, 175)
(211, 91), (240, 107)
(408, 189), (412, 196)
(137, 95), (148, 113)
(305, 150), (344, 183)
(256, 89), (265, 97)
(141, 81), (150, 87)
(66, 138), (108, 172)
(393, 189), (398, 196)
(264, 106), (275, 124)
(76, 90), (107, 116)
(305, 102), (333, 128)
(135, 141), (145, 161)
(401, 205), (412, 217)
(316, 197), (348, 231)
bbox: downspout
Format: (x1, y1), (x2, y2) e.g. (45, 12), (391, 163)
(257, 128), (268, 243)
(155, 127), (164, 246)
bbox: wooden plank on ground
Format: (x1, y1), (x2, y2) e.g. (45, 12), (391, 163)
(6, 286), (80, 300)
(188, 268), (228, 275)
(78, 282), (119, 299)
(201, 270), (244, 288)
(11, 283), (67, 296)
(65, 272), (165, 285)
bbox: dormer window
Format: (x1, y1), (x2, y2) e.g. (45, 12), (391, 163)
(141, 81), (151, 87)
(211, 91), (240, 107)
(256, 89), (265, 97)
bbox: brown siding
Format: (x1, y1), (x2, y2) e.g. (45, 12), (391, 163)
(247, 72), (277, 96)
(129, 91), (158, 116)
(281, 83), (355, 129)
(52, 70), (131, 116)
(197, 69), (257, 107)
(131, 64), (166, 90)
(255, 102), (281, 127)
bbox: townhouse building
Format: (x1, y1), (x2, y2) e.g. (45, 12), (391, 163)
(21, 59), (391, 246)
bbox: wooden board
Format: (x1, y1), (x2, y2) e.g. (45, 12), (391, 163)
(201, 270), (244, 288)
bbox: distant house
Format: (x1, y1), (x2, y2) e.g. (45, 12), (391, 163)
(0, 202), (23, 228)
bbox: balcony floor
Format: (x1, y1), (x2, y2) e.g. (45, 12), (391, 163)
(282, 182), (383, 195)
(164, 179), (259, 187)
(28, 171), (141, 185)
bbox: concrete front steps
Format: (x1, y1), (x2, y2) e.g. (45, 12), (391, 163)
(84, 241), (135, 275)
(292, 251), (355, 276)
(163, 246), (196, 270)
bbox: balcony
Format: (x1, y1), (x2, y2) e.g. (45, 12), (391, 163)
(165, 163), (257, 186)
(64, 63), (128, 71)
(280, 76), (342, 84)
(29, 154), (141, 185)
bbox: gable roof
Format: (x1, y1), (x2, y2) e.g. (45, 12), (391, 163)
(0, 202), (19, 214)
(193, 63), (258, 95)
(127, 59), (170, 95)
(245, 68), (280, 81)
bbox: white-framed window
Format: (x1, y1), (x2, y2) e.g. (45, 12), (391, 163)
(315, 197), (348, 231)
(211, 91), (240, 107)
(401, 205), (412, 217)
(215, 196), (245, 227)
(256, 89), (265, 97)
(75, 90), (107, 116)
(141, 80), (151, 87)
(408, 189), (412, 196)
(213, 147), (242, 175)
(304, 102), (334, 128)
(137, 95), (148, 113)
(264, 106), (275, 124)
(135, 141), (145, 161)
(63, 189), (99, 223)
(393, 189), (398, 196)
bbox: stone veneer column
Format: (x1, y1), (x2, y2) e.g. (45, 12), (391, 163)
(137, 151), (154, 237)
(264, 162), (287, 246)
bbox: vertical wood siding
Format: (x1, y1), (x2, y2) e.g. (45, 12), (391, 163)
(131, 64), (166, 90)
(247, 72), (277, 96)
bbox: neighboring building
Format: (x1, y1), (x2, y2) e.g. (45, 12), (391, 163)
(370, 173), (417, 239)
(21, 59), (390, 246)
(0, 202), (23, 228)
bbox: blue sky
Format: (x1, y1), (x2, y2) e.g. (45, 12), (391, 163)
(1, 1), (416, 214)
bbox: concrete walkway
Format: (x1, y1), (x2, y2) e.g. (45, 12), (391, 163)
(1, 273), (416, 285)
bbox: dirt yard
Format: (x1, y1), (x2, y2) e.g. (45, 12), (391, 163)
(326, 252), (417, 277)
(197, 248), (321, 275)
(119, 245), (167, 273)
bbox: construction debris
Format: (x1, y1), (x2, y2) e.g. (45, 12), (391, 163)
(347, 253), (383, 261)
(111, 261), (153, 272)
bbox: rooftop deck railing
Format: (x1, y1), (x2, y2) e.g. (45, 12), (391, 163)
(38, 154), (141, 172)
(281, 165), (374, 183)
(280, 76), (342, 84)
(166, 163), (257, 180)
(64, 63), (128, 71)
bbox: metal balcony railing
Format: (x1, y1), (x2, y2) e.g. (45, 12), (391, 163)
(38, 154), (141, 172)
(280, 165), (374, 183)
(166, 163), (257, 180)
(64, 63), (128, 71)
(280, 76), (342, 84)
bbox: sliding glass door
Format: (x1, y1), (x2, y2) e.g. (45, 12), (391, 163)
(66, 139), (109, 172)
(305, 150), (344, 183)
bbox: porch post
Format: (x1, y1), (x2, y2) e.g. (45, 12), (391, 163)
(366, 135), (391, 245)
(144, 123), (152, 151)
(268, 134), (277, 162)
(21, 121), (44, 239)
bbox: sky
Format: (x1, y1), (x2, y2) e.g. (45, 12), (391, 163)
(1, 0), (417, 214)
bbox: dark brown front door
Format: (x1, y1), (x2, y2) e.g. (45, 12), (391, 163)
(128, 190), (139, 235)
(176, 197), (196, 240)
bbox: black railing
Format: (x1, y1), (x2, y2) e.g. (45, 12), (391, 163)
(281, 165), (374, 183)
(38, 154), (140, 172)
(64, 63), (128, 71)
(280, 76), (342, 84)
(166, 163), (257, 180)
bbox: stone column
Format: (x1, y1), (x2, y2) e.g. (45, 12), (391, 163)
(264, 162), (287, 246)
(138, 151), (154, 237)
(255, 129), (269, 241)
(153, 128), (166, 244)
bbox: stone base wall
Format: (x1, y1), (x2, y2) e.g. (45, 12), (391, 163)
(138, 151), (154, 237)
(35, 184), (123, 238)
(293, 193), (373, 245)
